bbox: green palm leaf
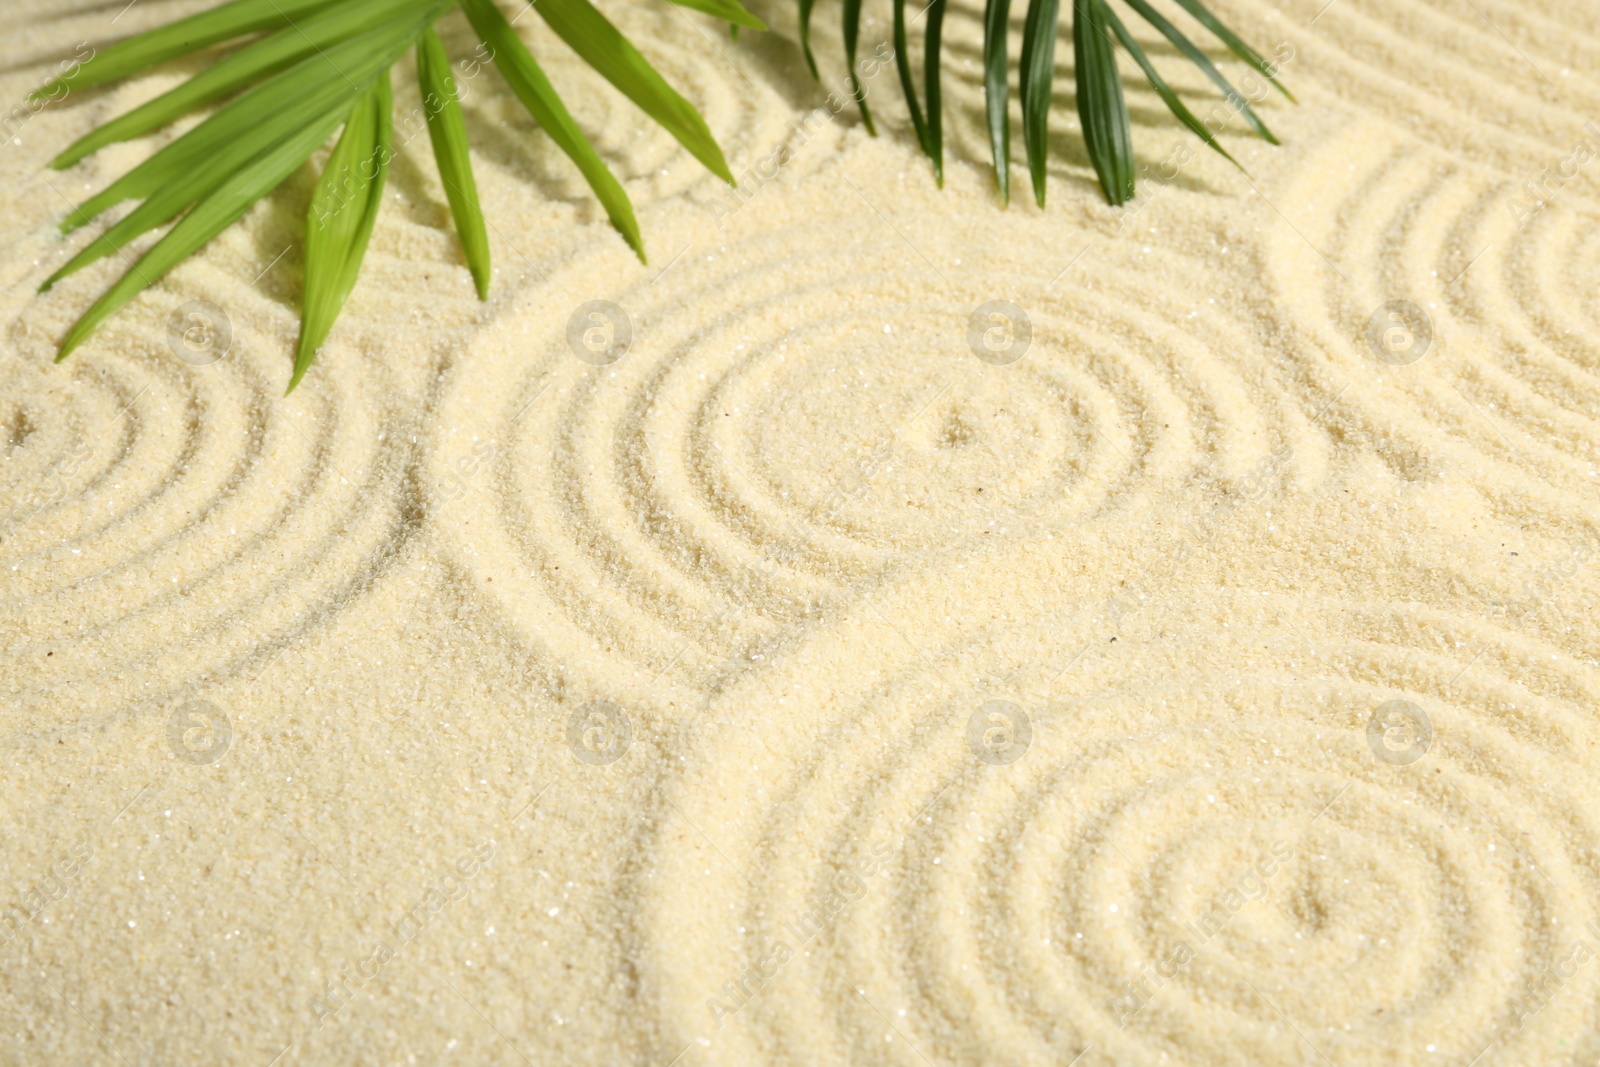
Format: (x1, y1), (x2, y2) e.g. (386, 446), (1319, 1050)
(924, 0), (947, 186)
(32, 0), (336, 99)
(842, 0), (875, 133)
(37, 0), (1286, 381)
(50, 0), (430, 169)
(661, 0), (766, 31)
(1122, 0), (1276, 145)
(293, 72), (392, 392)
(55, 99), (352, 362)
(982, 0), (1012, 203)
(1169, 0), (1294, 102)
(460, 0), (643, 260)
(1018, 0), (1060, 208)
(892, 0), (930, 160)
(38, 0), (746, 372)
(61, 13), (436, 235)
(417, 26), (491, 300)
(42, 23), (421, 290)
(1073, 0), (1133, 205)
(1103, 3), (1238, 169)
(531, 0), (734, 183)
(804, 0), (1287, 205)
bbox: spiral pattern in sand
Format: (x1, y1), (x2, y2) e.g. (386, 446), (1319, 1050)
(425, 188), (1301, 693)
(645, 575), (1600, 1067)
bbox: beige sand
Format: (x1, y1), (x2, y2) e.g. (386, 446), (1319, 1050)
(4, 0), (1600, 1062)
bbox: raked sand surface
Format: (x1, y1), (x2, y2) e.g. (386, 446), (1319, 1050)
(5, 0), (1600, 1063)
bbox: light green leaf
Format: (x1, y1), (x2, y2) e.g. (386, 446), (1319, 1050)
(1018, 0), (1058, 207)
(55, 98), (351, 362)
(662, 0), (766, 31)
(1074, 0), (1133, 204)
(531, 0), (733, 184)
(1103, 4), (1239, 169)
(61, 15), (434, 233)
(418, 26), (491, 300)
(50, 0), (431, 169)
(33, 0), (340, 99)
(460, 0), (643, 261)
(292, 71), (392, 392)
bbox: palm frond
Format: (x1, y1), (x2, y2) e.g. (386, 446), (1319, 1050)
(810, 0), (1289, 205)
(892, 0), (930, 161)
(1073, 0), (1133, 205)
(532, 0), (735, 183)
(32, 0), (333, 99)
(1122, 0), (1276, 145)
(37, 0), (758, 387)
(841, 0), (875, 133)
(418, 26), (491, 300)
(1018, 0), (1060, 207)
(662, 0), (766, 31)
(797, 0), (821, 77)
(36, 0), (1282, 384)
(924, 0), (947, 186)
(1169, 0), (1294, 102)
(460, 0), (643, 259)
(1103, 4), (1238, 169)
(982, 0), (1013, 204)
(293, 72), (392, 391)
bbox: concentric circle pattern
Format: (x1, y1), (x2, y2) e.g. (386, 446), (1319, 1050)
(1253, 116), (1600, 507)
(646, 575), (1600, 1067)
(0, 278), (422, 733)
(427, 193), (1300, 693)
(1221, 0), (1600, 173)
(8, 0), (1600, 1064)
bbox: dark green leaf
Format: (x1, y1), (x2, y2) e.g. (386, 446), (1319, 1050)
(925, 0), (946, 186)
(982, 0), (1012, 204)
(417, 26), (491, 300)
(460, 0), (643, 260)
(1073, 0), (1133, 204)
(1169, 0), (1294, 102)
(532, 0), (733, 184)
(1018, 0), (1058, 207)
(893, 0), (930, 158)
(292, 71), (392, 392)
(842, 0), (875, 133)
(798, 0), (820, 78)
(1122, 0), (1276, 144)
(1103, 4), (1239, 169)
